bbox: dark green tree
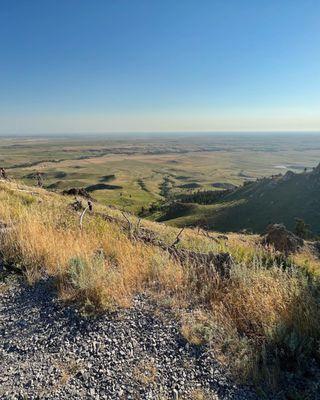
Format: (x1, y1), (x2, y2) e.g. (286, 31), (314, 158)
(294, 218), (311, 239)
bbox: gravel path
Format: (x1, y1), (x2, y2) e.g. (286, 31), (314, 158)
(0, 269), (258, 400)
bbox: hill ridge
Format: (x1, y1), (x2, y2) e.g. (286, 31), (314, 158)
(159, 162), (320, 234)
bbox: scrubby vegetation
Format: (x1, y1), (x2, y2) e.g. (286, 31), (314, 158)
(158, 165), (320, 236)
(1, 180), (320, 397)
(159, 176), (174, 198)
(178, 182), (201, 189)
(175, 189), (232, 205)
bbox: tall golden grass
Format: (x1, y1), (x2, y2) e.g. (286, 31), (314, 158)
(0, 182), (185, 309)
(0, 181), (319, 394)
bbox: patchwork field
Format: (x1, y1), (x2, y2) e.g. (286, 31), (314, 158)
(1, 133), (320, 213)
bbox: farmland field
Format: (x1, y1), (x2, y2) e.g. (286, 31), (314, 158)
(1, 133), (320, 213)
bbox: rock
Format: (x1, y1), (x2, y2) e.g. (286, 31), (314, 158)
(261, 224), (303, 254)
(217, 235), (228, 240)
(309, 241), (320, 259)
(62, 187), (93, 200)
(281, 170), (296, 182)
(0, 263), (258, 400)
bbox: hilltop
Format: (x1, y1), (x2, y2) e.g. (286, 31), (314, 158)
(0, 179), (320, 398)
(157, 163), (320, 235)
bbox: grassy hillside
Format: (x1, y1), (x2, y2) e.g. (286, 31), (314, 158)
(1, 179), (320, 397)
(159, 164), (320, 235)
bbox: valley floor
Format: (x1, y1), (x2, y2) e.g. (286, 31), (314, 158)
(0, 267), (258, 400)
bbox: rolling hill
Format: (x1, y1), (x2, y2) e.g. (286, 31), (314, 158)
(158, 163), (320, 234)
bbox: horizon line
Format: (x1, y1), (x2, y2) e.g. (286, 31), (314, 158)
(1, 129), (320, 137)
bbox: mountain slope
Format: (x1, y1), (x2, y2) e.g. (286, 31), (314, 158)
(160, 163), (320, 234)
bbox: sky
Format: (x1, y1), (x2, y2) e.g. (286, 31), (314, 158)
(0, 0), (319, 134)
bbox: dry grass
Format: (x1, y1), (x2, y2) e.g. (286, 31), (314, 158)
(133, 359), (158, 386)
(0, 180), (319, 395)
(186, 388), (217, 400)
(0, 181), (185, 309)
(181, 263), (320, 391)
(0, 282), (9, 295)
(292, 246), (320, 275)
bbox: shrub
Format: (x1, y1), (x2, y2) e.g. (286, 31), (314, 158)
(0, 181), (319, 395)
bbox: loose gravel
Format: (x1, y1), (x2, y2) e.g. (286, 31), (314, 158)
(0, 267), (258, 400)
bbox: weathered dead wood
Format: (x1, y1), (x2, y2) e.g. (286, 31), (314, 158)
(16, 189), (40, 196)
(121, 212), (134, 237)
(79, 206), (90, 230)
(125, 221), (233, 279)
(171, 227), (185, 247)
(96, 211), (234, 279)
(69, 198), (84, 212)
(103, 214), (123, 225)
(168, 248), (233, 279)
(199, 228), (220, 243)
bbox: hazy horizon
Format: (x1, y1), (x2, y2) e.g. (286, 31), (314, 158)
(1, 131), (320, 141)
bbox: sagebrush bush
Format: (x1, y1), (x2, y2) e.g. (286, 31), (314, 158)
(0, 180), (319, 395)
(182, 261), (320, 392)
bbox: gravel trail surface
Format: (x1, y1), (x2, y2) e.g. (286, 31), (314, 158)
(0, 269), (258, 400)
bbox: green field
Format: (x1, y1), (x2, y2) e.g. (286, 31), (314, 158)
(1, 133), (320, 214)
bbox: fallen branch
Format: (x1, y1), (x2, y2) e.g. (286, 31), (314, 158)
(99, 211), (233, 278)
(121, 212), (133, 236)
(79, 206), (90, 230)
(171, 227), (185, 247)
(200, 229), (220, 243)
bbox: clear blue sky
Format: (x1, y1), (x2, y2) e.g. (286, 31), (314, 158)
(0, 0), (319, 134)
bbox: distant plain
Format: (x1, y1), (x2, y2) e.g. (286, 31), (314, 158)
(1, 133), (320, 213)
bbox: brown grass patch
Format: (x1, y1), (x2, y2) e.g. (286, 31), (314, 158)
(1, 181), (320, 395)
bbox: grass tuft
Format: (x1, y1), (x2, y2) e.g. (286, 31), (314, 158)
(0, 180), (319, 396)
